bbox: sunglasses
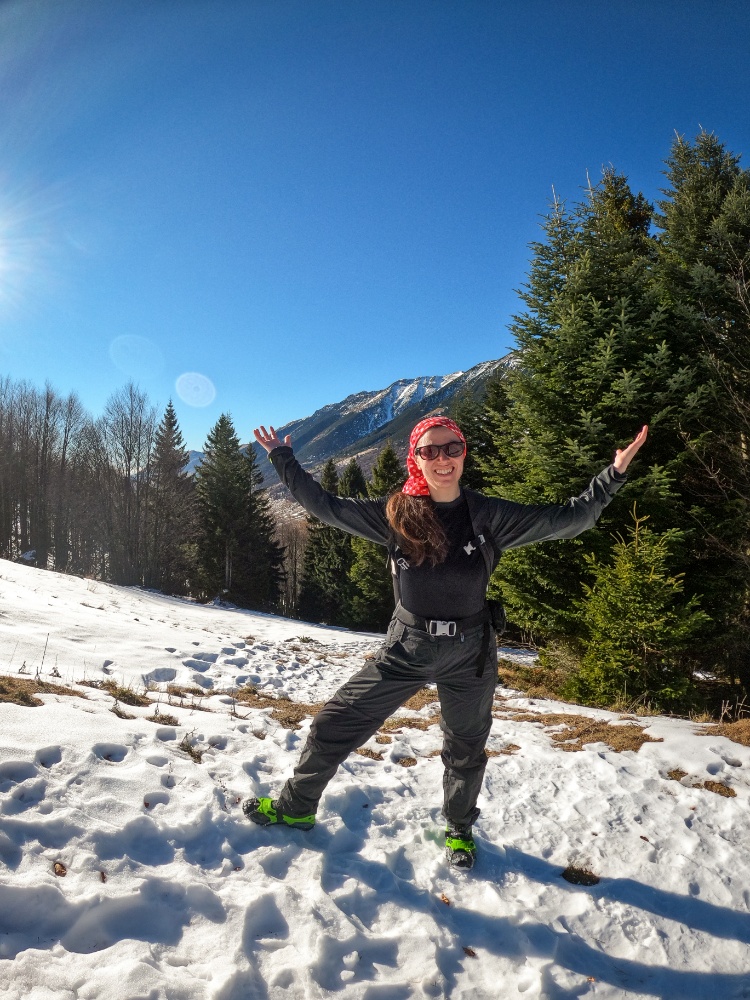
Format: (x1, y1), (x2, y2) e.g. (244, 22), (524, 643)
(413, 441), (465, 461)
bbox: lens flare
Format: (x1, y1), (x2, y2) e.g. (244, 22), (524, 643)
(176, 372), (216, 408)
(109, 335), (165, 380)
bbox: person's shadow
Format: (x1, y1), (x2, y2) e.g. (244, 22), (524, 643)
(227, 789), (750, 1000)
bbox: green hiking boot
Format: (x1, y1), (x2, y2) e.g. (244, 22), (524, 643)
(445, 825), (477, 870)
(242, 796), (316, 831)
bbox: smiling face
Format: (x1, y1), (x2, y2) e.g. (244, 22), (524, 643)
(414, 425), (465, 501)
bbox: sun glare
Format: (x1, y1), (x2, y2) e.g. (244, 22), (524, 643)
(0, 180), (63, 315)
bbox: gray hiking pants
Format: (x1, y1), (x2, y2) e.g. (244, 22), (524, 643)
(277, 617), (497, 829)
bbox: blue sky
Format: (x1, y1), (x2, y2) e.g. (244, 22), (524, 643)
(1, 0), (748, 449)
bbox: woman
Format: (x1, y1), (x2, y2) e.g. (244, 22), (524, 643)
(244, 417), (648, 870)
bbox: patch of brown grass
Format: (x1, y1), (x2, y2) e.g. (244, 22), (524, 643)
(101, 681), (150, 707)
(397, 757), (417, 767)
(496, 654), (570, 703)
(487, 744), (520, 757)
(505, 711), (662, 753)
(145, 710), (180, 726)
(178, 734), (203, 763)
(402, 687), (440, 711)
(167, 684), (207, 698)
(708, 718), (750, 748)
(111, 705), (136, 720)
(380, 713), (440, 733)
(355, 747), (384, 761)
(665, 769), (736, 797)
(561, 865), (600, 886)
(666, 768), (688, 782)
(0, 676), (81, 707)
(375, 735), (392, 745)
(232, 687), (324, 731)
(700, 780), (736, 797)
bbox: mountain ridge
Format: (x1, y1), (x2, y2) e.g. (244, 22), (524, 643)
(187, 355), (512, 488)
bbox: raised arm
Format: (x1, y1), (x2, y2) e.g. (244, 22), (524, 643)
(253, 425), (390, 546)
(483, 426), (648, 553)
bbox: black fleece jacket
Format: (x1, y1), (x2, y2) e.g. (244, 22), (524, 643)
(268, 446), (627, 619)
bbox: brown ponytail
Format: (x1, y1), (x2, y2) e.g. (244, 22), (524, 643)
(385, 492), (449, 567)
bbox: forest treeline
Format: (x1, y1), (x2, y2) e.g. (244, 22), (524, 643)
(2, 132), (748, 711)
(0, 385), (284, 610)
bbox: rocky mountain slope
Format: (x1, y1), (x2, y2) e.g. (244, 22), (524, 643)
(258, 354), (510, 474)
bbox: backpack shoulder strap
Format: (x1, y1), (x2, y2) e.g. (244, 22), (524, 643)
(462, 489), (495, 580)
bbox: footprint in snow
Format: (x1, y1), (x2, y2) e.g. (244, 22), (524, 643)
(92, 743), (128, 763)
(143, 791), (170, 809)
(35, 746), (62, 768)
(710, 745), (743, 768)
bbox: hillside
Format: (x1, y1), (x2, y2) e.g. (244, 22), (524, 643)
(1, 560), (749, 998)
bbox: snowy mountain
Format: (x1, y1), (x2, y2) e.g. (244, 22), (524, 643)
(264, 356), (510, 468)
(188, 356), (511, 477)
(2, 559), (749, 999)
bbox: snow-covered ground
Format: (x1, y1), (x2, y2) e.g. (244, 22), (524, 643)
(1, 561), (750, 1000)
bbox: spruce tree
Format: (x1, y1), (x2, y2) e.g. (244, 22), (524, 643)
(349, 443), (406, 632)
(448, 390), (489, 490)
(339, 458), (368, 499)
(480, 170), (679, 639)
(655, 131), (750, 685)
(148, 401), (196, 595)
(480, 137), (750, 698)
(298, 459), (355, 625)
(194, 414), (283, 610)
(568, 507), (709, 710)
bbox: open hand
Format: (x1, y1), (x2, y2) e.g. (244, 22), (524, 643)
(613, 425), (648, 474)
(253, 425), (292, 454)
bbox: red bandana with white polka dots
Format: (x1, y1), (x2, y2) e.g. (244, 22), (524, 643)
(401, 417), (466, 496)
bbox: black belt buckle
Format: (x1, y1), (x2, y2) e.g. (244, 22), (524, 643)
(428, 619), (457, 637)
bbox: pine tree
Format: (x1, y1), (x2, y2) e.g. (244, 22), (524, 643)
(448, 390), (489, 491)
(655, 131), (750, 686)
(480, 170), (683, 639)
(339, 458), (367, 499)
(194, 414), (283, 610)
(567, 507), (709, 710)
(349, 443), (406, 632)
(479, 137), (750, 697)
(236, 445), (285, 610)
(148, 401), (196, 595)
(298, 459), (355, 625)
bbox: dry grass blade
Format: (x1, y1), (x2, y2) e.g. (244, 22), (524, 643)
(179, 734), (203, 763)
(111, 704), (136, 720)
